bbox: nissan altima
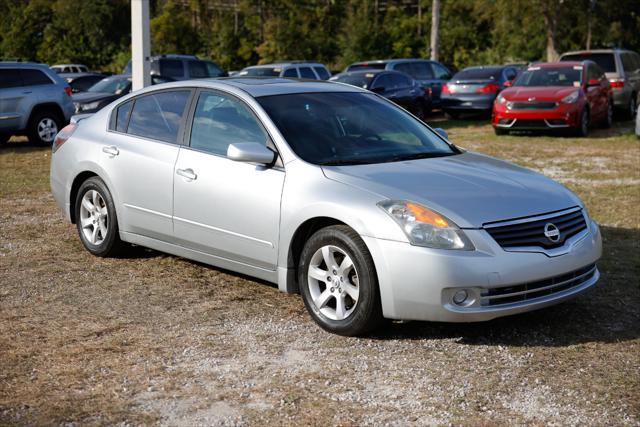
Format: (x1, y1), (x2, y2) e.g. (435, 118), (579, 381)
(50, 78), (602, 336)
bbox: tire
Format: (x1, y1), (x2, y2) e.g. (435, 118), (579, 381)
(627, 94), (637, 120)
(27, 110), (62, 146)
(0, 134), (9, 145)
(74, 177), (126, 257)
(298, 225), (383, 336)
(445, 111), (460, 120)
(602, 98), (613, 128)
(411, 102), (426, 120)
(575, 108), (589, 137)
(494, 127), (507, 136)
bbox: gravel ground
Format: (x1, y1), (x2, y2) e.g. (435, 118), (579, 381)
(1, 120), (639, 426)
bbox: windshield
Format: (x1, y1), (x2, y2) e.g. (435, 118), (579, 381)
(88, 76), (131, 94)
(257, 92), (457, 166)
(329, 73), (375, 89)
(514, 67), (582, 87)
(239, 67), (280, 77)
(561, 53), (616, 73)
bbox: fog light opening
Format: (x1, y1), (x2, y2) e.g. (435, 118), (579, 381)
(453, 290), (469, 305)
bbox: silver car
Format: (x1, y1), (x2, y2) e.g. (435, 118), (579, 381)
(50, 79), (602, 336)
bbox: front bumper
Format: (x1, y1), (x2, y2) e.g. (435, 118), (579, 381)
(363, 220), (602, 322)
(492, 102), (581, 130)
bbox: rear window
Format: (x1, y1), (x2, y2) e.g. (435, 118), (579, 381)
(188, 61), (208, 78)
(395, 62), (434, 80)
(329, 73), (375, 89)
(0, 69), (23, 88)
(159, 59), (184, 78)
(114, 101), (133, 132)
(561, 53), (616, 73)
(347, 63), (386, 71)
(20, 69), (53, 86)
(452, 68), (501, 81)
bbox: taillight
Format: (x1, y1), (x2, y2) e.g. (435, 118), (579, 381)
(477, 83), (499, 93)
(609, 79), (624, 89)
(442, 83), (451, 94)
(64, 86), (73, 97)
(52, 123), (77, 153)
(424, 87), (432, 96)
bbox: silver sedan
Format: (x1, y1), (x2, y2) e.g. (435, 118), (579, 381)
(50, 78), (602, 336)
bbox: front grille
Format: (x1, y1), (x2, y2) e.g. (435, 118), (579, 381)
(509, 101), (558, 110)
(481, 264), (597, 307)
(484, 208), (588, 249)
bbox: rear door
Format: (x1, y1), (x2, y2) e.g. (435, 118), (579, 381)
(101, 89), (193, 241)
(0, 68), (28, 132)
(172, 89), (284, 269)
(621, 52), (640, 94)
(585, 64), (607, 119)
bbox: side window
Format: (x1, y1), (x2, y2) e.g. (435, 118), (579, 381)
(188, 61), (208, 78)
(159, 59), (184, 79)
(412, 62), (435, 79)
(313, 66), (331, 80)
(299, 67), (316, 79)
(394, 73), (412, 88)
(431, 63), (450, 80)
(621, 53), (637, 74)
(127, 90), (190, 143)
(504, 67), (518, 81)
(282, 68), (298, 78)
(113, 100), (133, 132)
(586, 65), (600, 81)
(394, 63), (413, 75)
(0, 69), (23, 88)
(190, 91), (269, 156)
(205, 61), (224, 77)
(20, 69), (53, 86)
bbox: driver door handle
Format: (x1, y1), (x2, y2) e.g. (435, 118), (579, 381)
(102, 146), (119, 156)
(176, 168), (197, 181)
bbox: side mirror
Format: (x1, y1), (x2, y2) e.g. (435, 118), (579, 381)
(227, 142), (276, 165)
(503, 80), (513, 87)
(433, 128), (448, 140)
(587, 79), (600, 87)
(370, 86), (385, 94)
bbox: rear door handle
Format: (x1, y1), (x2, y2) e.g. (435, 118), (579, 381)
(102, 146), (119, 156)
(176, 168), (197, 181)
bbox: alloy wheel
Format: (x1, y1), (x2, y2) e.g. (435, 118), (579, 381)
(307, 245), (359, 321)
(79, 190), (109, 245)
(37, 118), (58, 143)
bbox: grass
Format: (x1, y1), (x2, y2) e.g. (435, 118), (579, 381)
(0, 119), (638, 425)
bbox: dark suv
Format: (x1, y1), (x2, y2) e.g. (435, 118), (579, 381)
(560, 49), (640, 118)
(0, 62), (74, 145)
(123, 54), (227, 80)
(345, 59), (453, 106)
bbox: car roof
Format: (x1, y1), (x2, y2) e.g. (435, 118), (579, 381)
(0, 61), (49, 69)
(244, 62), (325, 69)
(146, 77), (364, 98)
(349, 58), (433, 66)
(561, 49), (634, 56)
(527, 61), (587, 68)
(52, 64), (87, 67)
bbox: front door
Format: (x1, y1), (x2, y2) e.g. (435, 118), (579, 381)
(173, 90), (284, 270)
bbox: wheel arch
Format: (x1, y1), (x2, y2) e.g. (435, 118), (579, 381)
(28, 103), (65, 124)
(69, 171), (99, 224)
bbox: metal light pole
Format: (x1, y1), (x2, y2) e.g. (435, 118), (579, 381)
(131, 0), (151, 91)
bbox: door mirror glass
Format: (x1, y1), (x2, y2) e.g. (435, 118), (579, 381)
(227, 142), (276, 165)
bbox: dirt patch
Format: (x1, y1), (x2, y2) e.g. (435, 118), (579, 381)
(1, 125), (639, 425)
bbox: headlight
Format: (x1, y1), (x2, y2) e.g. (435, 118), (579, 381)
(496, 94), (506, 104)
(378, 200), (475, 250)
(80, 101), (101, 111)
(561, 90), (579, 104)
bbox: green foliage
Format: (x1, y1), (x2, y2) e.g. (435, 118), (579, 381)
(0, 0), (638, 73)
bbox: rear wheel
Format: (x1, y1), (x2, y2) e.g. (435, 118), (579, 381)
(602, 98), (613, 128)
(74, 177), (126, 257)
(410, 102), (426, 120)
(298, 225), (383, 336)
(445, 111), (460, 120)
(627, 94), (637, 120)
(28, 110), (61, 146)
(0, 134), (9, 145)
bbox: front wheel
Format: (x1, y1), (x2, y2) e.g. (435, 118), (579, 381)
(627, 94), (637, 120)
(494, 127), (507, 135)
(602, 99), (613, 128)
(298, 225), (383, 336)
(74, 177), (127, 257)
(575, 109), (589, 137)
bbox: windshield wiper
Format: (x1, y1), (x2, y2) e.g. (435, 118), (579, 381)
(385, 152), (454, 162)
(319, 159), (374, 166)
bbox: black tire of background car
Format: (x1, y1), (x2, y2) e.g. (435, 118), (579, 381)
(627, 95), (637, 120)
(575, 108), (589, 137)
(27, 110), (62, 146)
(74, 177), (128, 257)
(602, 98), (613, 128)
(0, 134), (9, 145)
(494, 127), (507, 135)
(445, 111), (460, 120)
(298, 225), (384, 337)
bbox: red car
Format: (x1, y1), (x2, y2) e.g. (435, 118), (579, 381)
(492, 61), (612, 137)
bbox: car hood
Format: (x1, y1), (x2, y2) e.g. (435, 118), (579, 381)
(321, 151), (581, 228)
(71, 92), (115, 104)
(502, 86), (578, 101)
